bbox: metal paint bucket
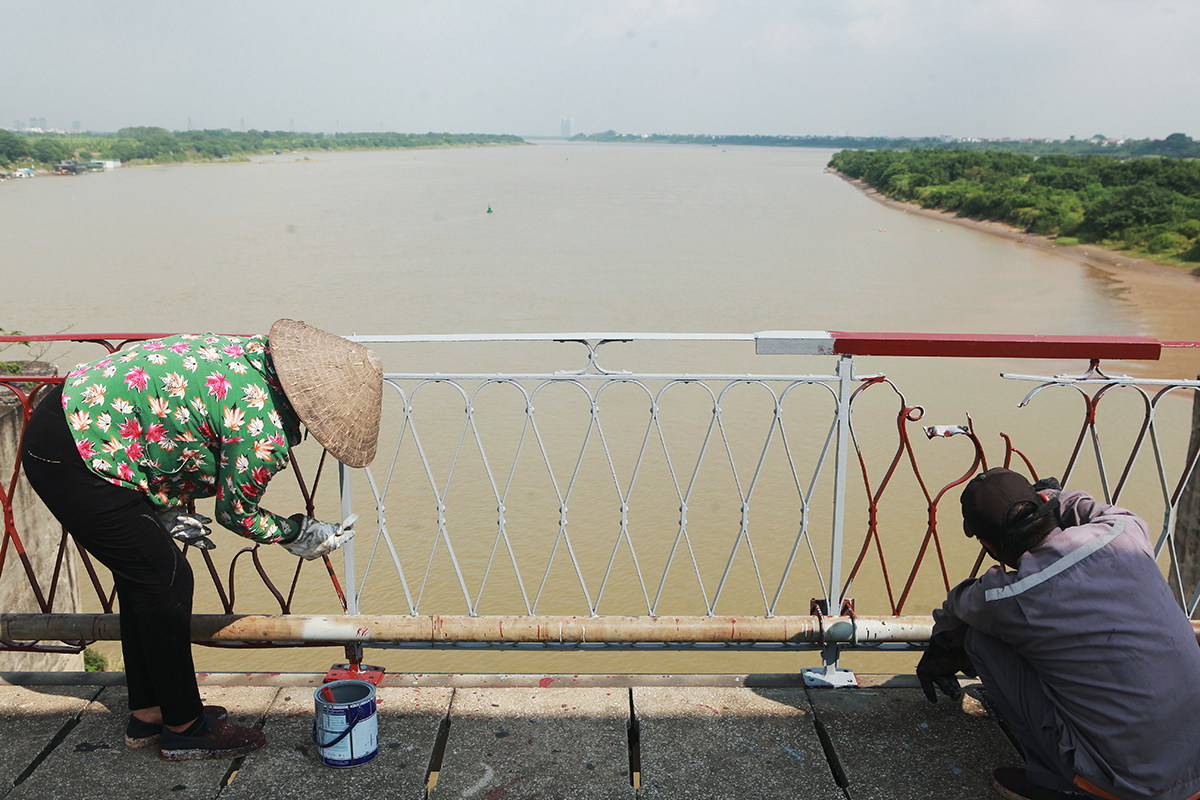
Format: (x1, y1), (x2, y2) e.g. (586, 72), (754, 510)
(312, 679), (378, 767)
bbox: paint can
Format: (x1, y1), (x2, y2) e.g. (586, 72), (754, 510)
(312, 679), (378, 767)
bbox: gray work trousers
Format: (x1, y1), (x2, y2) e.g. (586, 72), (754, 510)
(966, 628), (1080, 794)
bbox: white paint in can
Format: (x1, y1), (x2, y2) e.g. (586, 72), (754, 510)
(312, 679), (379, 767)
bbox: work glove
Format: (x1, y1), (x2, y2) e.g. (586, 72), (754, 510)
(281, 514), (357, 560)
(156, 508), (216, 550)
(916, 632), (977, 704)
(1032, 476), (1061, 498)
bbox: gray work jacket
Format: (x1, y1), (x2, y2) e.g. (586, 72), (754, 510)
(934, 490), (1200, 800)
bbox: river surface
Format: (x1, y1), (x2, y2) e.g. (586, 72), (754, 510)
(3, 142), (1199, 675)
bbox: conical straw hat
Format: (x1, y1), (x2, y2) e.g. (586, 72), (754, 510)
(268, 319), (383, 467)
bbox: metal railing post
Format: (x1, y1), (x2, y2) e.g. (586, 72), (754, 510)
(824, 354), (854, 671)
(340, 462), (359, 616)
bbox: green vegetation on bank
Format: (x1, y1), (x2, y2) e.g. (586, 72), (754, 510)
(571, 130), (1200, 159)
(828, 146), (1200, 268)
(83, 647), (108, 671)
(0, 327), (28, 375)
(0, 127), (525, 168)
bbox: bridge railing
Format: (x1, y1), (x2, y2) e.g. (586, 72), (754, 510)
(2, 331), (1198, 678)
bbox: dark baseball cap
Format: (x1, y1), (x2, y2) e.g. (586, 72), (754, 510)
(960, 468), (1040, 541)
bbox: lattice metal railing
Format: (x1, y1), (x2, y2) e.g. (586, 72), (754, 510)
(343, 366), (843, 620)
(2, 331), (1198, 674)
(1002, 361), (1200, 615)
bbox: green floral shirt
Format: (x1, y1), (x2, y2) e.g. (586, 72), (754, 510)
(61, 333), (302, 543)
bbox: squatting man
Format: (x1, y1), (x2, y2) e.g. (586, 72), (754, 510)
(918, 467), (1200, 800)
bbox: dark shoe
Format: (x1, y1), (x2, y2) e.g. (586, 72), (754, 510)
(157, 710), (264, 761)
(991, 768), (1085, 800)
(125, 705), (228, 748)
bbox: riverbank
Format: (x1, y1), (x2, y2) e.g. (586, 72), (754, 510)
(123, 139), (532, 168)
(1, 141), (533, 177)
(830, 169), (1200, 282)
(830, 168), (1200, 380)
(0, 130), (529, 174)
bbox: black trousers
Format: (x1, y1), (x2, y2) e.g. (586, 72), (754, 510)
(21, 384), (203, 726)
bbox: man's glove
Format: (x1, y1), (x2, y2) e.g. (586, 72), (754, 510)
(156, 508), (216, 550)
(1032, 476), (1061, 494)
(281, 514), (357, 560)
(916, 633), (977, 704)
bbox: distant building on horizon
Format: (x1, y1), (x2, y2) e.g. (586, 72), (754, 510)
(560, 118), (572, 138)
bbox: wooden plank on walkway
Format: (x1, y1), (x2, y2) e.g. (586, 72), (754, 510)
(0, 684), (97, 792)
(5, 684), (279, 800)
(633, 686), (845, 800)
(222, 685), (452, 800)
(433, 686), (634, 800)
(808, 681), (1021, 800)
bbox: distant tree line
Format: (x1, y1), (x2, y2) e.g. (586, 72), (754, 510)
(572, 130), (945, 150)
(0, 129), (75, 165)
(828, 147), (1200, 263)
(0, 127), (525, 167)
(571, 130), (1200, 159)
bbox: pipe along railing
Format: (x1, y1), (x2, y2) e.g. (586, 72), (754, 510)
(7, 612), (1200, 650)
(2, 331), (1198, 685)
(2, 613), (937, 646)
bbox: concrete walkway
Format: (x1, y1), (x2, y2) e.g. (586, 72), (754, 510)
(0, 672), (1021, 800)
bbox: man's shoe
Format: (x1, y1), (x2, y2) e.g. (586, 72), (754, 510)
(990, 768), (1085, 800)
(157, 711), (265, 761)
(125, 705), (229, 748)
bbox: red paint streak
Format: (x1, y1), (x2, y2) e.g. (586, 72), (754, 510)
(538, 676), (554, 688)
(483, 775), (527, 800)
(698, 704), (720, 715)
(829, 331), (1162, 361)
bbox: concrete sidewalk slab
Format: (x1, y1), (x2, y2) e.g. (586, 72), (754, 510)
(221, 685), (452, 800)
(632, 686), (844, 800)
(0, 674), (1042, 800)
(5, 684), (280, 800)
(0, 684), (98, 792)
(433, 686), (634, 800)
(808, 682), (1021, 800)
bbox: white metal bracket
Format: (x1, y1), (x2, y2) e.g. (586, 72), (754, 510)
(802, 666), (859, 688)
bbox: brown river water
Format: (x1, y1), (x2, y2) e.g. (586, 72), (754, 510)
(3, 142), (1199, 676)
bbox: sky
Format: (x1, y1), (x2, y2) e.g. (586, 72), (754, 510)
(5, 0), (1199, 141)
